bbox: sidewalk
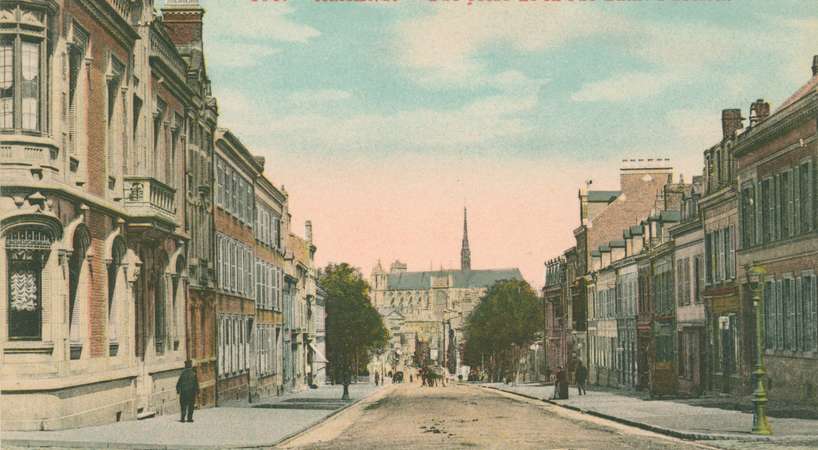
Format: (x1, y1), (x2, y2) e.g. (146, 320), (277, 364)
(2, 383), (382, 449)
(481, 382), (818, 444)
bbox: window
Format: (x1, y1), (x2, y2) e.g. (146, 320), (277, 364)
(801, 162), (813, 233)
(741, 184), (755, 248)
(780, 171), (791, 238)
(68, 230), (89, 344)
(761, 179), (772, 243)
(0, 6), (49, 132)
(106, 57), (124, 185)
(6, 229), (53, 340)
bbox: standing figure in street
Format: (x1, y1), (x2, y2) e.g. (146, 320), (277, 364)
(176, 360), (199, 423)
(550, 367), (568, 400)
(575, 361), (587, 396)
(375, 371), (380, 386)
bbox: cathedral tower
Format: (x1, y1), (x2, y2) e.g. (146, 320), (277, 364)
(461, 207), (471, 271)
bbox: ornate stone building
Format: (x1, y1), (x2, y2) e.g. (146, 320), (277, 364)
(369, 209), (523, 376)
(0, 0), (194, 430)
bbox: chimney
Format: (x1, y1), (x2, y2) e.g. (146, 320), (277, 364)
(305, 220), (313, 244)
(162, 0), (204, 48)
(721, 108), (744, 139)
(749, 99), (770, 127)
(813, 55), (818, 76)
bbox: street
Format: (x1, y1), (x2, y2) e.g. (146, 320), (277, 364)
(283, 383), (705, 450)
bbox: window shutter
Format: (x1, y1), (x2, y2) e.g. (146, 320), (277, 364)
(794, 168), (801, 235)
(802, 162), (815, 232)
(776, 279), (783, 350)
(764, 282), (772, 350)
(797, 277), (804, 352)
(806, 275), (818, 351)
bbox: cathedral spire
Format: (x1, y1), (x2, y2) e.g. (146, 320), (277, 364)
(461, 207), (471, 271)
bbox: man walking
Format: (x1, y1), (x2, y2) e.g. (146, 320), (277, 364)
(176, 360), (199, 423)
(375, 371), (380, 386)
(575, 360), (587, 396)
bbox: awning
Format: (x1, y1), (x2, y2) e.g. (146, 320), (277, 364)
(308, 343), (328, 363)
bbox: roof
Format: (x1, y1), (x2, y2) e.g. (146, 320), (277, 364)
(598, 244), (611, 253)
(629, 225), (644, 236)
(660, 210), (681, 222)
(775, 73), (818, 114)
(610, 240), (626, 248)
(587, 190), (621, 203)
(386, 268), (523, 291)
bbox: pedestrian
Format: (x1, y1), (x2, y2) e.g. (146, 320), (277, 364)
(375, 371), (380, 386)
(410, 374), (413, 383)
(176, 360), (199, 423)
(575, 361), (587, 396)
(558, 366), (569, 400)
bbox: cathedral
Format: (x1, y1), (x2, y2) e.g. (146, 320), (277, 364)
(369, 209), (523, 376)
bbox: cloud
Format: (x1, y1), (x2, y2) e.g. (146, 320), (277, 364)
(287, 89), (353, 105)
(205, 42), (280, 68)
(218, 89), (540, 155)
(202, 1), (320, 43)
(571, 72), (678, 103)
(393, 5), (622, 88)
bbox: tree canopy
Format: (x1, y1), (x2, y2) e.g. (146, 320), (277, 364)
(320, 262), (388, 399)
(463, 278), (542, 382)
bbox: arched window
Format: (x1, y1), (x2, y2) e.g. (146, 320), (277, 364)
(6, 228), (52, 340)
(107, 237), (125, 355)
(69, 225), (90, 356)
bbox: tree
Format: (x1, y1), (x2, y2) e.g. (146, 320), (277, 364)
(463, 279), (542, 383)
(320, 263), (388, 400)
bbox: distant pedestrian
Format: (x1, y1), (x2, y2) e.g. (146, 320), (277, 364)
(410, 374), (413, 383)
(375, 371), (380, 386)
(575, 361), (587, 396)
(176, 360), (199, 423)
(550, 366), (568, 400)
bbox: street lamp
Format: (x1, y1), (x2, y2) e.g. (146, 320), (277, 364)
(747, 264), (772, 435)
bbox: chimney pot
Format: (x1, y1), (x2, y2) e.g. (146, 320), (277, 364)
(721, 108), (744, 139)
(749, 99), (771, 127)
(305, 220), (313, 243)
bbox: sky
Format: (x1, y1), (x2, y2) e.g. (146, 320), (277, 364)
(188, 0), (818, 288)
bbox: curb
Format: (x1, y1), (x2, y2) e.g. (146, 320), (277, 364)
(272, 384), (395, 449)
(2, 386), (389, 450)
(479, 385), (817, 444)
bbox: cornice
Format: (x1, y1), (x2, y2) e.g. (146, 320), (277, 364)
(734, 92), (818, 159)
(75, 0), (139, 49)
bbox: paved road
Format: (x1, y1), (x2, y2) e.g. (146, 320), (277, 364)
(283, 383), (708, 450)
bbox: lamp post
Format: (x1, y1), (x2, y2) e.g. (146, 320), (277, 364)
(747, 264), (772, 435)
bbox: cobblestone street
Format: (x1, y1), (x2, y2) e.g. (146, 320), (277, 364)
(283, 383), (707, 450)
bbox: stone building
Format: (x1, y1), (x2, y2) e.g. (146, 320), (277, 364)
(284, 230), (316, 392)
(252, 166), (287, 400)
(700, 109), (744, 394)
(669, 177), (706, 396)
(0, 0), (203, 430)
(162, 0), (219, 408)
(569, 160), (673, 391)
(369, 209), (523, 377)
(213, 128), (262, 403)
(735, 58), (818, 404)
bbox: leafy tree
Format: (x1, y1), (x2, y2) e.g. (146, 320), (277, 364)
(463, 278), (542, 382)
(320, 263), (388, 400)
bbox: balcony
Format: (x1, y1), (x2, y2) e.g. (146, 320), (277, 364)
(0, 137), (60, 184)
(123, 177), (177, 231)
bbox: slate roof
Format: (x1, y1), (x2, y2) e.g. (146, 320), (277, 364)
(587, 190), (621, 203)
(775, 73), (818, 114)
(386, 268), (523, 291)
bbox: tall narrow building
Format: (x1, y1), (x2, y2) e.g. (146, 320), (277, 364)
(461, 207), (471, 271)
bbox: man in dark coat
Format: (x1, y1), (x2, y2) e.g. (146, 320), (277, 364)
(176, 360), (199, 423)
(575, 361), (588, 396)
